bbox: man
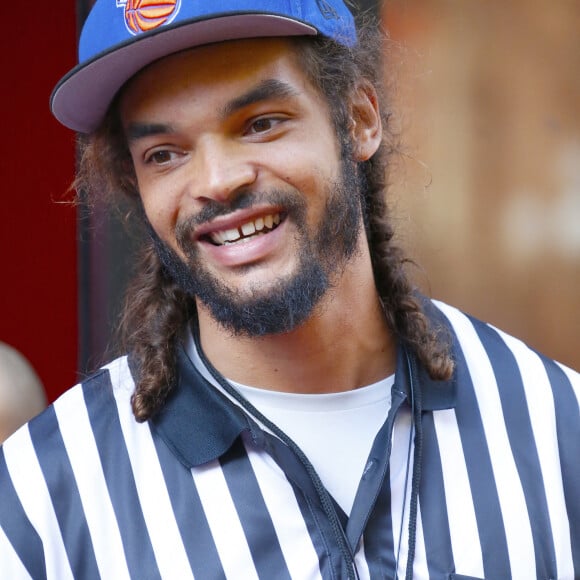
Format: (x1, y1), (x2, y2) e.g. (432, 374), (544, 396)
(1, 0), (578, 578)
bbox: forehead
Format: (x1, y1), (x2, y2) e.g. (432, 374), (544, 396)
(119, 37), (317, 119)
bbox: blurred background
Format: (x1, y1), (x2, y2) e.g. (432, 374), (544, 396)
(382, 0), (579, 371)
(0, 0), (578, 409)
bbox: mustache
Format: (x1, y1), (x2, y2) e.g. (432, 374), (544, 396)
(175, 188), (307, 240)
(189, 190), (260, 226)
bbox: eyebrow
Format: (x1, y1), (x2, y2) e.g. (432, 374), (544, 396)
(125, 122), (175, 144)
(125, 79), (300, 143)
(219, 79), (300, 119)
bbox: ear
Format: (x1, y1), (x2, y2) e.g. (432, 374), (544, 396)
(348, 81), (382, 162)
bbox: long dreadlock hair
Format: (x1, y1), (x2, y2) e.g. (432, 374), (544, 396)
(75, 17), (454, 422)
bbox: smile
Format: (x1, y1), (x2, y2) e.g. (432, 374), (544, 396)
(207, 213), (282, 246)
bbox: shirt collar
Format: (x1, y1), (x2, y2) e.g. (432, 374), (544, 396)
(150, 345), (253, 468)
(150, 302), (457, 468)
(416, 296), (459, 411)
(394, 344), (457, 411)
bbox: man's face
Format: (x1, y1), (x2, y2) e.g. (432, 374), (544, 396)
(120, 38), (367, 335)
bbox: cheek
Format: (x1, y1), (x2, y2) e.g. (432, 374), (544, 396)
(270, 118), (341, 185)
(138, 182), (180, 246)
(274, 141), (340, 192)
(282, 153), (341, 208)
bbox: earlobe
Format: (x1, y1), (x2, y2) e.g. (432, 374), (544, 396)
(349, 82), (382, 162)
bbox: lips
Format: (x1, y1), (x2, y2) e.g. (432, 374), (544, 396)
(206, 212), (282, 246)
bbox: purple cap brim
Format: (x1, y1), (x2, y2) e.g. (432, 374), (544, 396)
(51, 14), (317, 134)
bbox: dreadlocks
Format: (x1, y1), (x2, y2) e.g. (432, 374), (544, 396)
(75, 16), (453, 422)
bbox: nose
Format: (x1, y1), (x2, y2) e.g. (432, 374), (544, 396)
(190, 135), (258, 204)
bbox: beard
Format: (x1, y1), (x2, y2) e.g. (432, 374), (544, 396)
(150, 160), (366, 337)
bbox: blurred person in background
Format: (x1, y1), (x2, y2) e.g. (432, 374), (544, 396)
(0, 342), (46, 443)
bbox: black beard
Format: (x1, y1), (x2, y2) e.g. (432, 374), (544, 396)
(150, 162), (365, 337)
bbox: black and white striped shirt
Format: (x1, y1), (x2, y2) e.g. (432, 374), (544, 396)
(1, 301), (578, 579)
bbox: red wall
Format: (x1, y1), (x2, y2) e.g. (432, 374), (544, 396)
(0, 2), (78, 402)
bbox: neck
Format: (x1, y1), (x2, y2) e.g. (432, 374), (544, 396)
(195, 244), (396, 395)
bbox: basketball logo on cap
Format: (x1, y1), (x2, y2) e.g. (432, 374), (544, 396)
(117, 0), (181, 35)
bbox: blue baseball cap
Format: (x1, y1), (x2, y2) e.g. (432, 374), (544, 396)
(50, 0), (357, 133)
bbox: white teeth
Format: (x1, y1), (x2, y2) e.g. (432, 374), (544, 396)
(209, 213), (280, 246)
(241, 222), (256, 236)
(223, 228), (241, 243)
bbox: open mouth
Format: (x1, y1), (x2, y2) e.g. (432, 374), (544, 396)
(204, 212), (283, 246)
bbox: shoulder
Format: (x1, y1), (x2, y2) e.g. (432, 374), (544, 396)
(431, 299), (579, 396)
(0, 356), (148, 577)
(30, 355), (134, 433)
(418, 301), (579, 576)
(1, 355), (138, 485)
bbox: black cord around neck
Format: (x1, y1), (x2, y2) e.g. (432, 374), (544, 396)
(191, 324), (359, 580)
(395, 374), (414, 575)
(404, 349), (423, 580)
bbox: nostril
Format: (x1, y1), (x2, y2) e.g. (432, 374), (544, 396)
(192, 144), (258, 203)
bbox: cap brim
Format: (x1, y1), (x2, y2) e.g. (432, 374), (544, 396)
(50, 13), (317, 134)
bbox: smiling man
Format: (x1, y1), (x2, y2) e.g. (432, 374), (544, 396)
(123, 40), (372, 340)
(1, 1), (578, 579)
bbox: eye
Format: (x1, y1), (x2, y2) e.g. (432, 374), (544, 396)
(246, 116), (283, 136)
(144, 149), (181, 165)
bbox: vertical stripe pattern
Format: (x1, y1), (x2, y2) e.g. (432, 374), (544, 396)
(0, 302), (577, 580)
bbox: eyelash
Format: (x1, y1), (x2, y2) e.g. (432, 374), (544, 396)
(246, 116), (285, 135)
(140, 115), (287, 164)
(144, 149), (180, 165)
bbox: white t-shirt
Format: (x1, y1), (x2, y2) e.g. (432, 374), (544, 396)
(186, 334), (394, 515)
